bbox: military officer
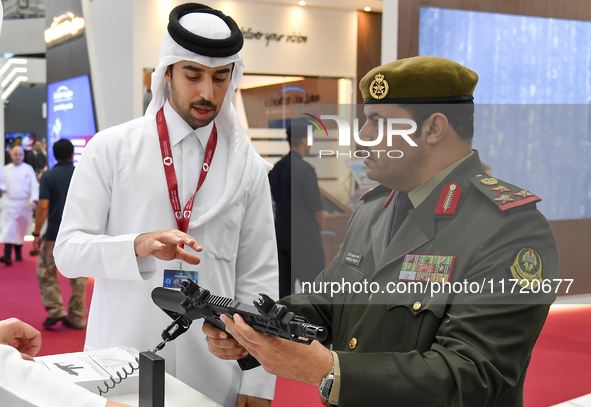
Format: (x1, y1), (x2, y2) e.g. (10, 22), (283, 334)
(204, 56), (559, 407)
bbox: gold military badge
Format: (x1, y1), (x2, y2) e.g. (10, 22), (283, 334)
(510, 248), (543, 288)
(369, 73), (389, 100)
(480, 177), (498, 186)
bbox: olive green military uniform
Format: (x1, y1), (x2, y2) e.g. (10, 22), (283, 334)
(286, 151), (559, 406)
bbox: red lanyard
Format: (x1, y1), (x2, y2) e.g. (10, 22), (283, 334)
(156, 107), (218, 235)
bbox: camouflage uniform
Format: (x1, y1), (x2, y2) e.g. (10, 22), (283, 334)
(37, 239), (87, 328)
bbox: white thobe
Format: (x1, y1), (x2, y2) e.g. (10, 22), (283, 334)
(54, 102), (278, 407)
(0, 344), (107, 407)
(0, 163), (38, 244)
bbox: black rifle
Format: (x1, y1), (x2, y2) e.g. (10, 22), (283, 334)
(151, 279), (328, 370)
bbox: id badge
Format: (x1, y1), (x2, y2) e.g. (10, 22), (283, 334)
(163, 269), (198, 289)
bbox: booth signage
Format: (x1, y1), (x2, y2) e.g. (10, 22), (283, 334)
(241, 27), (308, 47)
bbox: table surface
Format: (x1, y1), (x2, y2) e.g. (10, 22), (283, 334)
(107, 373), (222, 407)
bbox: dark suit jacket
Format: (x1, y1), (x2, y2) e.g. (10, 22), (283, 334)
(285, 151), (559, 406)
(25, 150), (47, 172)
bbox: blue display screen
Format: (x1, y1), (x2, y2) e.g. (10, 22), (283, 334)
(419, 7), (591, 104)
(419, 8), (591, 221)
(46, 75), (96, 168)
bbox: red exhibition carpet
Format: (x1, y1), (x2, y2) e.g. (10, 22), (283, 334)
(0, 241), (589, 406)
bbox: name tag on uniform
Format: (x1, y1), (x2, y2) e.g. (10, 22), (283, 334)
(163, 269), (198, 289)
(345, 250), (363, 267)
(399, 254), (455, 283)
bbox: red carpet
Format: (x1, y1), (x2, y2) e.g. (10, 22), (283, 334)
(0, 241), (92, 356)
(1, 241), (589, 406)
(525, 304), (591, 407)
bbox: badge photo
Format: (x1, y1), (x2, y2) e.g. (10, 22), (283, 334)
(163, 269), (198, 289)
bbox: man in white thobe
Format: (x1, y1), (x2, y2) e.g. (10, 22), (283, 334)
(1, 145), (38, 265)
(55, 4), (278, 407)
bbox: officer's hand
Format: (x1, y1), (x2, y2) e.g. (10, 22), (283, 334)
(134, 229), (202, 264)
(202, 321), (249, 360)
(237, 394), (271, 407)
(0, 318), (42, 358)
(220, 314), (333, 386)
(33, 236), (42, 252)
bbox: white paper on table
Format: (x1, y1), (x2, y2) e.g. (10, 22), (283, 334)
(35, 347), (140, 397)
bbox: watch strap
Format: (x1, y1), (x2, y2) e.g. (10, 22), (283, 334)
(319, 362), (335, 400)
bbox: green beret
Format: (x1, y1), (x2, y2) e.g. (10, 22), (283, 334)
(360, 56), (478, 104)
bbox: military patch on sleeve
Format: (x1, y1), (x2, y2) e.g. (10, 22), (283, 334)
(470, 176), (541, 211)
(510, 248), (543, 288)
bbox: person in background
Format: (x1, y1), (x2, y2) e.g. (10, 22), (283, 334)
(0, 317), (130, 407)
(25, 140), (48, 180)
(269, 123), (325, 297)
(0, 145), (38, 265)
(28, 139), (49, 257)
(5, 137), (22, 166)
(33, 139), (87, 330)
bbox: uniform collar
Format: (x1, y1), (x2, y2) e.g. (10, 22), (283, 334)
(408, 151), (474, 209)
(163, 100), (214, 148)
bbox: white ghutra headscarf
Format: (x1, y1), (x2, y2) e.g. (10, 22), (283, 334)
(145, 7), (245, 128)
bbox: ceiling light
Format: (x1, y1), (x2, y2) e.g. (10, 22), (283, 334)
(299, 1), (306, 5)
(364, 7), (371, 12)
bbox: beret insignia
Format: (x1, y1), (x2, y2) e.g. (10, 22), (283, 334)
(369, 73), (389, 100)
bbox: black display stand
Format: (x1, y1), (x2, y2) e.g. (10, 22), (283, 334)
(139, 351), (165, 407)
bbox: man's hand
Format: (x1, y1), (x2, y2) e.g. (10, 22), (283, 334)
(202, 321), (249, 360)
(202, 322), (272, 407)
(30, 201), (38, 212)
(0, 318), (42, 358)
(219, 314), (333, 387)
(237, 394), (271, 407)
(134, 229), (202, 264)
(33, 236), (42, 252)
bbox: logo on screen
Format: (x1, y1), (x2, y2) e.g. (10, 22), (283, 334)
(53, 86), (74, 112)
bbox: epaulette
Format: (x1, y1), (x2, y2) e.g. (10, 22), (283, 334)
(359, 185), (392, 203)
(469, 176), (541, 211)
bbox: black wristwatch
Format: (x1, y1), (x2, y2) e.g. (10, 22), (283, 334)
(32, 232), (40, 237)
(319, 363), (335, 400)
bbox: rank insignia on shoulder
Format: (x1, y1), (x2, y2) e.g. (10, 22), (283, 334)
(434, 182), (462, 215)
(514, 189), (534, 199)
(491, 185), (511, 194)
(480, 177), (498, 186)
(470, 176), (541, 211)
(510, 248), (543, 288)
(494, 194), (514, 204)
